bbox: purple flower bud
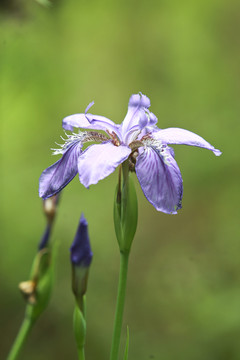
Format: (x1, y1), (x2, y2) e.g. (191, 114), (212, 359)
(70, 214), (93, 267)
(38, 224), (51, 250)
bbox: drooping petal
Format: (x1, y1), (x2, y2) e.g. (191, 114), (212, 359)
(39, 141), (81, 199)
(135, 145), (183, 214)
(121, 93), (157, 142)
(78, 142), (131, 188)
(62, 105), (121, 139)
(152, 128), (222, 156)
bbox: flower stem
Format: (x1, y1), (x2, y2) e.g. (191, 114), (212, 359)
(77, 347), (85, 360)
(7, 312), (33, 360)
(110, 250), (129, 360)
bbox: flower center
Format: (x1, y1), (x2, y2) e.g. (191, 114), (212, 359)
(129, 150), (139, 172)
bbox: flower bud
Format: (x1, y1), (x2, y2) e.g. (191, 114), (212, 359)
(70, 214), (93, 310)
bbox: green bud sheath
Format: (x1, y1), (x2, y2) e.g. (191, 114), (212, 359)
(114, 161), (138, 253)
(18, 249), (54, 321)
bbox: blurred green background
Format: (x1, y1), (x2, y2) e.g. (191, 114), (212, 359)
(1, 0), (239, 359)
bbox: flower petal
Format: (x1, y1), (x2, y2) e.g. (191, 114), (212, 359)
(121, 93), (157, 142)
(39, 141), (81, 199)
(152, 128), (222, 156)
(135, 145), (183, 214)
(78, 142), (131, 188)
(62, 105), (121, 138)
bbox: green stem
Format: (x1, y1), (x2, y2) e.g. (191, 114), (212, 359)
(110, 251), (129, 360)
(7, 314), (33, 360)
(77, 347), (85, 360)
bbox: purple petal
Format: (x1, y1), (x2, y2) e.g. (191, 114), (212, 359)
(129, 93), (150, 108)
(78, 142), (131, 188)
(121, 93), (157, 141)
(62, 106), (121, 139)
(85, 101), (95, 114)
(135, 145), (183, 214)
(152, 128), (222, 156)
(39, 141), (81, 199)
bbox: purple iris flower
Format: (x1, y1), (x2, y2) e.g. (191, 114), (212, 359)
(39, 93), (221, 214)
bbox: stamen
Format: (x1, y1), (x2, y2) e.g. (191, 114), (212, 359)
(84, 131), (109, 143)
(106, 130), (121, 146)
(140, 133), (152, 141)
(52, 130), (109, 155)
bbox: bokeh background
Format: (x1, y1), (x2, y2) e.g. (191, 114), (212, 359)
(1, 0), (239, 359)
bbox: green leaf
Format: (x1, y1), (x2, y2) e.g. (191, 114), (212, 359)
(73, 304), (86, 350)
(123, 326), (130, 360)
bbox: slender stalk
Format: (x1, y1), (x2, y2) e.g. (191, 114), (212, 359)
(73, 302), (86, 360)
(77, 347), (85, 360)
(110, 251), (129, 360)
(7, 313), (33, 360)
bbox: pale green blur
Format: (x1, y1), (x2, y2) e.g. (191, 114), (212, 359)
(1, 0), (239, 359)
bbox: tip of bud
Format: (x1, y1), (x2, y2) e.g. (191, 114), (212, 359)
(80, 213), (88, 226)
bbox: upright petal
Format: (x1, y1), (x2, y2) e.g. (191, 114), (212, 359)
(78, 142), (131, 188)
(152, 128), (222, 156)
(39, 141), (81, 199)
(121, 93), (157, 142)
(135, 145), (183, 214)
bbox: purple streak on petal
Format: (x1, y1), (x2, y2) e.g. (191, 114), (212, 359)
(78, 142), (131, 188)
(152, 128), (222, 156)
(136, 145), (183, 214)
(70, 213), (93, 267)
(39, 141), (81, 199)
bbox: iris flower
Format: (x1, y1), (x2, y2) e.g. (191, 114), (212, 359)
(39, 93), (221, 214)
